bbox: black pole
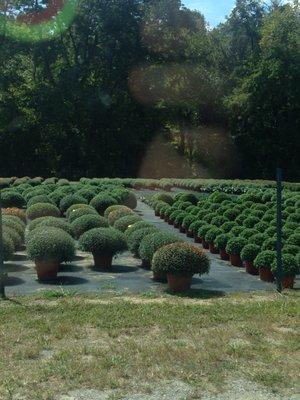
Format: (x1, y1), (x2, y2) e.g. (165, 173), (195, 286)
(0, 190), (6, 299)
(276, 168), (283, 293)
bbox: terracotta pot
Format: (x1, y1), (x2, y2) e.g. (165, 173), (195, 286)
(152, 272), (167, 283)
(259, 267), (274, 282)
(167, 273), (192, 293)
(186, 230), (194, 238)
(244, 260), (258, 275)
(194, 236), (202, 244)
(35, 260), (59, 281)
(168, 220), (174, 225)
(179, 226), (186, 234)
(93, 254), (113, 269)
(220, 249), (230, 261)
(230, 254), (242, 267)
(141, 259), (151, 269)
(209, 243), (219, 254)
(202, 241), (209, 249)
(281, 276), (295, 289)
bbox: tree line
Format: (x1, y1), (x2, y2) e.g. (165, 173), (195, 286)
(0, 0), (299, 180)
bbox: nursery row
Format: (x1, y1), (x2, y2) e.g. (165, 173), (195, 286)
(1, 182), (210, 292)
(1, 176), (299, 195)
(148, 190), (300, 289)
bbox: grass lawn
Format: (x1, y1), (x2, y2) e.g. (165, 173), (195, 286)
(0, 290), (299, 399)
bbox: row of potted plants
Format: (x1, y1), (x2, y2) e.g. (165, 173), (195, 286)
(148, 190), (300, 289)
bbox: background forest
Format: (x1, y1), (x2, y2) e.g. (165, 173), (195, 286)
(0, 0), (299, 180)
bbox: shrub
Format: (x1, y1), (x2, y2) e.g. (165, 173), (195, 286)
(226, 237), (248, 255)
(241, 244), (260, 262)
(90, 194), (118, 215)
(287, 234), (300, 247)
(220, 221), (236, 233)
(177, 201), (193, 211)
(79, 227), (127, 256)
(160, 204), (171, 218)
(139, 231), (183, 263)
(1, 191), (25, 208)
(196, 209), (207, 220)
(2, 217), (25, 239)
(108, 207), (134, 225)
(2, 234), (14, 260)
(203, 213), (218, 224)
(104, 205), (126, 219)
(188, 220), (205, 235)
(182, 215), (195, 230)
(113, 214), (141, 232)
(66, 204), (96, 219)
(197, 224), (213, 239)
(2, 214), (26, 230)
(27, 227), (75, 262)
(214, 233), (231, 250)
(152, 243), (210, 276)
(211, 215), (229, 227)
(3, 227), (23, 250)
(254, 250), (276, 270)
(271, 254), (299, 277)
(209, 191), (229, 204)
(205, 227), (222, 244)
(118, 189), (137, 209)
(152, 193), (174, 205)
(262, 238), (277, 251)
(76, 188), (97, 202)
(26, 203), (60, 220)
(240, 228), (259, 240)
(27, 195), (54, 208)
(30, 217), (74, 237)
(223, 209), (239, 221)
(262, 214), (274, 223)
(178, 193), (198, 205)
(254, 221), (269, 233)
(286, 213), (300, 224)
(28, 217), (49, 232)
(71, 214), (109, 239)
(243, 216), (260, 229)
(127, 227), (158, 256)
(174, 212), (188, 225)
(282, 245), (300, 256)
(67, 206), (98, 223)
(230, 226), (244, 236)
(235, 214), (247, 225)
(3, 208), (26, 223)
(251, 233), (268, 246)
(124, 221), (153, 239)
(265, 226), (276, 237)
(59, 194), (88, 214)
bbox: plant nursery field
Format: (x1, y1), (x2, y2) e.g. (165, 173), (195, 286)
(0, 176), (299, 399)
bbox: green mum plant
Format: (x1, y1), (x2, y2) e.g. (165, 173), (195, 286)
(71, 214), (109, 239)
(211, 215), (229, 227)
(139, 231), (183, 264)
(240, 244), (260, 262)
(226, 237), (248, 255)
(189, 220), (205, 235)
(253, 250), (276, 271)
(2, 234), (14, 260)
(152, 243), (210, 277)
(26, 203), (60, 220)
(271, 254), (299, 277)
(127, 227), (158, 256)
(113, 214), (141, 232)
(124, 221), (154, 239)
(230, 226), (244, 236)
(152, 193), (174, 205)
(107, 207), (134, 225)
(220, 221), (236, 233)
(27, 227), (75, 263)
(287, 234), (300, 247)
(205, 227), (222, 244)
(262, 237), (277, 251)
(59, 194), (88, 214)
(214, 233), (232, 251)
(79, 227), (127, 257)
(1, 191), (25, 208)
(282, 245), (300, 256)
(3, 227), (23, 250)
(29, 216), (74, 237)
(67, 206), (98, 223)
(254, 221), (269, 233)
(90, 194), (118, 215)
(182, 215), (195, 230)
(251, 233), (268, 246)
(197, 224), (213, 240)
(243, 216), (260, 229)
(239, 228), (259, 240)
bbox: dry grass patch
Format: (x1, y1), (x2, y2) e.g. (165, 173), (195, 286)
(0, 291), (299, 400)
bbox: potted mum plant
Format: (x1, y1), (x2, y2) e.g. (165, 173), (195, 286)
(189, 221), (205, 243)
(240, 244), (260, 275)
(26, 227), (75, 281)
(197, 224), (213, 249)
(204, 227), (222, 254)
(271, 254), (299, 289)
(214, 233), (231, 261)
(253, 250), (276, 282)
(152, 243), (210, 292)
(225, 237), (248, 267)
(79, 227), (127, 269)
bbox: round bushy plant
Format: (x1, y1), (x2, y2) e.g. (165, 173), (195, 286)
(160, 204), (171, 218)
(182, 215), (195, 230)
(3, 227), (23, 250)
(282, 245), (299, 256)
(1, 191), (25, 208)
(2, 214), (26, 231)
(3, 208), (26, 223)
(113, 214), (141, 232)
(202, 213), (218, 224)
(196, 209), (207, 220)
(230, 226), (244, 236)
(226, 237), (248, 255)
(205, 227), (222, 244)
(67, 206), (98, 223)
(108, 207), (134, 225)
(271, 254), (299, 277)
(118, 189), (137, 209)
(127, 227), (158, 256)
(189, 220), (204, 235)
(253, 250), (276, 270)
(286, 213), (300, 224)
(152, 243), (210, 276)
(287, 234), (300, 247)
(178, 193), (198, 205)
(240, 228), (259, 240)
(90, 194), (118, 215)
(2, 234), (14, 260)
(152, 193), (174, 205)
(104, 205), (126, 219)
(76, 188), (98, 202)
(71, 214), (109, 239)
(265, 226), (276, 237)
(209, 191), (229, 204)
(211, 215), (229, 227)
(214, 233), (231, 250)
(251, 233), (268, 246)
(197, 224), (213, 240)
(262, 237), (277, 251)
(222, 209), (239, 221)
(124, 221), (153, 239)
(27, 195), (54, 208)
(243, 216), (260, 229)
(241, 244), (260, 262)
(174, 212), (188, 225)
(220, 221), (236, 233)
(30, 217), (74, 237)
(254, 221), (269, 233)
(59, 194), (88, 214)
(79, 227), (127, 256)
(177, 201), (193, 211)
(26, 203), (60, 220)
(27, 227), (75, 262)
(235, 214), (247, 225)
(139, 231), (183, 263)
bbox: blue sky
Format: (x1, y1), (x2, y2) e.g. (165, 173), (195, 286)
(183, 0), (237, 26)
